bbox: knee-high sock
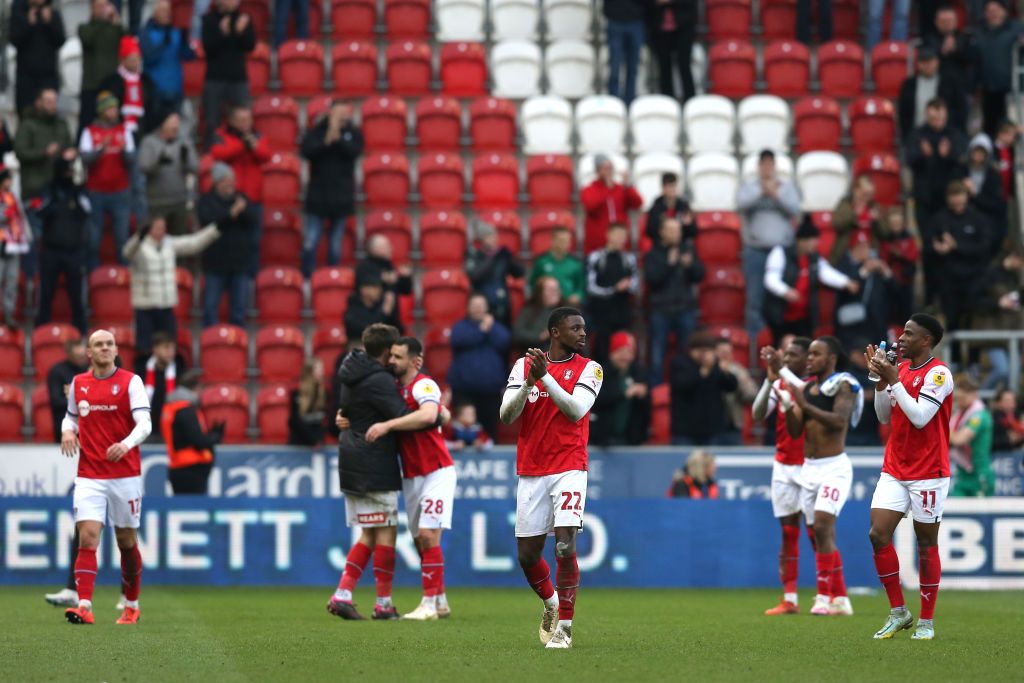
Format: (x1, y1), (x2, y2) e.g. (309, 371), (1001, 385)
(873, 543), (905, 609)
(918, 545), (940, 620)
(373, 545), (396, 599)
(66, 528), (80, 590)
(522, 558), (555, 601)
(555, 554), (580, 621)
(420, 545), (444, 598)
(805, 525), (818, 552)
(780, 525), (800, 595)
(829, 550), (847, 598)
(815, 552), (834, 596)
(120, 545), (142, 602)
(74, 547), (97, 603)
(337, 542), (372, 593)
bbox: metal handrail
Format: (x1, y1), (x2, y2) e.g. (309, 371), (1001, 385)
(941, 329), (1024, 395)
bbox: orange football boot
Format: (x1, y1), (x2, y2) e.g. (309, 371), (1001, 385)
(65, 606), (95, 624)
(764, 600), (800, 616)
(116, 607), (140, 624)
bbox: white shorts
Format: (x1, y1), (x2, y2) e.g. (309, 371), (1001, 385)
(402, 466), (457, 536)
(771, 461), (804, 518)
(344, 490), (399, 528)
(515, 470), (587, 537)
(73, 476), (142, 529)
(870, 472), (950, 524)
(799, 453), (853, 525)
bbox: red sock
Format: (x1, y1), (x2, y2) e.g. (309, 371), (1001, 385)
(805, 525), (818, 552)
(873, 543), (905, 609)
(555, 554), (580, 621)
(522, 558), (555, 601)
(337, 542), (372, 593)
(74, 547), (97, 602)
(780, 525), (800, 594)
(373, 545), (396, 599)
(918, 545), (941, 620)
(120, 545), (142, 601)
(420, 546), (444, 598)
(829, 550), (847, 598)
(815, 552), (834, 596)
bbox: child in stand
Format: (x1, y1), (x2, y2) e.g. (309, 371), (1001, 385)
(878, 206), (919, 330)
(443, 403), (493, 452)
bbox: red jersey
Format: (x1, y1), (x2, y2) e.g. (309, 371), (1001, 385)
(784, 255), (811, 322)
(396, 373), (454, 478)
(506, 353), (604, 476)
(883, 358), (954, 481)
(769, 378), (804, 465)
(67, 368), (150, 479)
(79, 123), (133, 193)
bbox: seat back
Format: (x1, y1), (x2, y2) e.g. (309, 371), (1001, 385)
(687, 152), (740, 211)
(683, 94), (736, 154)
(436, 0), (485, 41)
(632, 152), (686, 209)
(737, 94), (790, 154)
(575, 95), (627, 154)
(629, 95), (682, 154)
(491, 40), (542, 98)
(543, 0), (593, 40)
(546, 40), (595, 99)
(521, 95), (572, 154)
(796, 151), (850, 211)
(491, 0), (539, 40)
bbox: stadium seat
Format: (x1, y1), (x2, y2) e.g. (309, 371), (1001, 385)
(261, 153), (302, 208)
(255, 267), (304, 324)
(31, 383), (51, 442)
(278, 40), (325, 97)
(311, 267), (356, 323)
(575, 95), (627, 154)
(543, 0), (593, 40)
(199, 325), (249, 383)
(471, 153), (520, 210)
(32, 323), (80, 381)
(261, 210), (302, 269)
(870, 41), (909, 99)
(289, 0), (323, 39)
(477, 209), (523, 253)
(106, 324), (136, 370)
(415, 96), (462, 150)
(577, 151), (628, 187)
(687, 153), (740, 211)
(741, 152), (794, 184)
(255, 325), (305, 383)
(526, 155), (574, 207)
(436, 0), (485, 42)
(709, 40), (756, 99)
(633, 152), (686, 209)
(417, 152), (466, 208)
(528, 210), (576, 257)
(59, 37), (82, 98)
(796, 151), (849, 211)
(200, 385), (250, 444)
(0, 326), (24, 381)
(491, 0), (539, 40)
(256, 384), (292, 443)
(253, 95), (299, 152)
(305, 95), (334, 129)
(649, 384), (670, 445)
(763, 40), (810, 98)
(853, 153), (902, 206)
(0, 383), (23, 441)
(469, 97), (516, 150)
(421, 269), (471, 326)
(760, 0), (797, 40)
(737, 95), (790, 154)
(695, 211), (742, 266)
(832, 0), (861, 40)
(629, 95), (682, 154)
(683, 95), (735, 154)
(361, 96), (409, 151)
(491, 40), (542, 99)
(710, 325), (751, 366)
(240, 0), (269, 36)
(440, 42), (487, 96)
(364, 210), (413, 264)
(183, 45), (206, 98)
(793, 96), (842, 152)
(331, 41), (378, 97)
(423, 326), (453, 385)
(331, 0), (376, 38)
(174, 267), (194, 320)
(383, 0), (431, 38)
(246, 42), (271, 97)
(88, 266), (132, 324)
(816, 40), (865, 99)
(699, 267), (746, 325)
(706, 0), (753, 40)
(420, 210), (468, 267)
(849, 96), (897, 154)
(176, 327), (195, 368)
(546, 40), (595, 99)
(170, 0), (193, 28)
(521, 95), (573, 155)
(312, 324), (348, 372)
(362, 152), (411, 207)
(386, 41), (433, 96)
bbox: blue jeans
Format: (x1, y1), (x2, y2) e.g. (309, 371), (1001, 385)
(273, 0), (310, 47)
(301, 213), (347, 278)
(87, 189), (131, 272)
(649, 309), (697, 386)
(742, 246), (771, 342)
(982, 347), (1009, 391)
(203, 272), (248, 328)
(866, 0), (910, 49)
(607, 20), (645, 105)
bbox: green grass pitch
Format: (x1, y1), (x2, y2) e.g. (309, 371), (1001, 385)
(3, 587), (1021, 682)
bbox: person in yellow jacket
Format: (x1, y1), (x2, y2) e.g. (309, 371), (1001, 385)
(161, 370), (223, 494)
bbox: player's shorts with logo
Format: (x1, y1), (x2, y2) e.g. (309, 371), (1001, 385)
(344, 490), (399, 528)
(73, 476), (142, 528)
(402, 465), (457, 536)
(871, 472), (950, 523)
(515, 469), (587, 537)
(771, 461), (804, 518)
(799, 453), (853, 524)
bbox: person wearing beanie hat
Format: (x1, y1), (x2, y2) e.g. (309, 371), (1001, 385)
(965, 132), (1008, 252)
(78, 0), (124, 131)
(590, 330), (650, 446)
(99, 33), (161, 139)
(580, 154), (643, 254)
(898, 44), (967, 144)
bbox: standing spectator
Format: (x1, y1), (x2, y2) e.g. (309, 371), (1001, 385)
(0, 168), (32, 328)
(78, 0), (123, 131)
(210, 104), (271, 277)
(604, 0), (645, 104)
(512, 275), (563, 350)
(289, 359), (326, 446)
(737, 150), (802, 347)
(162, 370), (224, 495)
(976, 0), (1024, 137)
(716, 338), (758, 445)
(669, 333), (738, 446)
(590, 331), (650, 446)
(866, 0), (909, 49)
(46, 339), (88, 443)
(667, 450), (720, 498)
(644, 216), (705, 385)
(834, 233), (893, 350)
(993, 121), (1017, 201)
(829, 175), (884, 265)
(123, 216), (219, 352)
(191, 0), (213, 42)
(898, 47), (967, 143)
(923, 4), (976, 90)
(10, 0), (66, 117)
(529, 228), (584, 306)
(138, 112), (198, 238)
(300, 100), (363, 278)
(112, 0), (144, 35)
(356, 234), (413, 315)
(797, 0), (833, 45)
(197, 163), (255, 327)
(964, 133), (1008, 253)
(991, 389), (1024, 451)
(950, 374), (995, 497)
(447, 293), (511, 440)
(139, 0), (195, 116)
(80, 91), (134, 271)
(645, 172), (696, 244)
(99, 36), (160, 139)
(273, 0), (309, 47)
(878, 207), (919, 328)
(134, 331), (187, 438)
(973, 247), (1023, 391)
(465, 223), (525, 327)
(586, 223), (640, 360)
(580, 154), (643, 254)
(343, 270), (402, 342)
(645, 0), (697, 104)
(14, 88), (73, 234)
(201, 0), (257, 148)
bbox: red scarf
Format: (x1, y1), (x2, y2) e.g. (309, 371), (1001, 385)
(119, 66), (144, 133)
(145, 356), (176, 400)
(0, 190), (28, 254)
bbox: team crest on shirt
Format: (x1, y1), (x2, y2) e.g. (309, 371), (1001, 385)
(913, 376), (922, 387)
(563, 369), (574, 380)
(78, 400), (90, 417)
(933, 372), (945, 386)
(112, 384), (120, 395)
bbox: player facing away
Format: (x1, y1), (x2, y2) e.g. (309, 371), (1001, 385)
(783, 336), (864, 617)
(866, 314), (954, 641)
(752, 336), (818, 615)
(60, 330), (152, 625)
(365, 336), (457, 621)
(499, 307), (604, 650)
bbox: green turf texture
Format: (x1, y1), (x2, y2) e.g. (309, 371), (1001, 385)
(3, 587), (1020, 682)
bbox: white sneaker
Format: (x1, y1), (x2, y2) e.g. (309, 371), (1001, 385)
(545, 624), (573, 649)
(539, 604), (558, 645)
(435, 598), (451, 619)
(115, 594), (127, 610)
(402, 601), (439, 621)
(829, 596), (854, 616)
(45, 588), (78, 607)
(810, 594), (832, 616)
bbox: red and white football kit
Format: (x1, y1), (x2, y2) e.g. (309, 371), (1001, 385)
(764, 378), (806, 518)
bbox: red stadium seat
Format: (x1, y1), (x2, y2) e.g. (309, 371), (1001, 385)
(261, 210), (302, 269)
(472, 153), (520, 210)
(0, 326), (24, 381)
(253, 95), (299, 152)
(240, 0), (269, 37)
(709, 40), (756, 99)
(812, 211), (837, 257)
(31, 383), (52, 442)
(32, 323), (81, 380)
(816, 288), (836, 337)
(255, 267), (304, 324)
(386, 41), (433, 96)
(289, 0), (322, 38)
(313, 324), (348, 371)
(764, 40), (810, 98)
(383, 0), (431, 37)
(709, 326), (751, 367)
(255, 325), (305, 382)
(198, 153), (214, 194)
(331, 0), (376, 38)
(364, 210), (413, 264)
(440, 42), (487, 96)
(832, 0), (861, 41)
(305, 94), (334, 127)
(649, 384), (670, 445)
(88, 266), (132, 325)
(794, 96), (842, 152)
(423, 326), (453, 385)
(421, 269), (471, 326)
(311, 267), (356, 323)
(420, 210), (468, 267)
(469, 97), (516, 151)
(418, 152), (466, 208)
(706, 0), (752, 40)
(363, 152), (411, 207)
(256, 384), (292, 443)
(183, 46), (206, 98)
(177, 327), (195, 368)
(247, 42), (271, 97)
(695, 211), (742, 266)
(853, 153), (901, 206)
(760, 0), (797, 40)
(278, 40), (325, 96)
(477, 209), (522, 254)
(699, 267), (745, 326)
(199, 325), (249, 383)
(415, 96), (462, 150)
(200, 384), (250, 444)
(870, 41), (910, 99)
(107, 324), (136, 370)
(849, 96), (897, 154)
(361, 95), (408, 151)
(331, 41), (378, 96)
(171, 0), (193, 28)
(261, 153), (302, 208)
(528, 210), (576, 257)
(817, 40), (864, 99)
(508, 277), (525, 322)
(526, 155), (574, 208)
(0, 383), (24, 441)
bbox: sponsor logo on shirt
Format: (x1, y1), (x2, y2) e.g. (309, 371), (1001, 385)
(594, 367), (603, 381)
(933, 372), (945, 386)
(357, 512), (388, 525)
(77, 400), (119, 417)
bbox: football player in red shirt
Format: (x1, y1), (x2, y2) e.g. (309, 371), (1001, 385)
(866, 313), (954, 641)
(60, 330), (152, 625)
(499, 307), (604, 650)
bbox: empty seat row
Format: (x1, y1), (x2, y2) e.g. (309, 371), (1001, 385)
(492, 39), (599, 100)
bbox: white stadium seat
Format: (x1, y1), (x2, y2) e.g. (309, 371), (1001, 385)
(683, 94), (735, 154)
(796, 151), (849, 211)
(491, 41), (542, 99)
(521, 95), (573, 155)
(543, 0), (593, 40)
(491, 0), (539, 40)
(545, 40), (595, 99)
(60, 0), (91, 32)
(632, 152), (685, 209)
(575, 95), (627, 154)
(687, 152), (740, 211)
(740, 153), (794, 185)
(629, 95), (682, 154)
(436, 0), (485, 41)
(59, 37), (83, 97)
(737, 95), (790, 154)
(577, 151), (628, 187)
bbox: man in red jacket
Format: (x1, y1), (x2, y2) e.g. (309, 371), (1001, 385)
(580, 154), (643, 254)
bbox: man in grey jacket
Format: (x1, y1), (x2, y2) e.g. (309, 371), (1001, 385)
(138, 112), (198, 238)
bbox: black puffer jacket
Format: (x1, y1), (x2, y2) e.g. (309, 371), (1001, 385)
(301, 120), (363, 219)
